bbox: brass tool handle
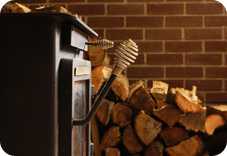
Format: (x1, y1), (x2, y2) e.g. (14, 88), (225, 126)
(73, 39), (138, 126)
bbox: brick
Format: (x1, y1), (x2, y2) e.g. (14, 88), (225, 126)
(148, 4), (184, 15)
(185, 28), (222, 40)
(166, 41), (202, 52)
(226, 55), (227, 65)
(205, 16), (227, 27)
(167, 0), (203, 1)
(206, 93), (227, 103)
(225, 80), (227, 91)
(147, 54), (183, 65)
(108, 4), (144, 15)
(126, 16), (163, 28)
(166, 16), (203, 27)
(50, 0), (84, 2)
(148, 80), (184, 88)
(94, 29), (104, 38)
(205, 41), (227, 52)
(68, 4), (105, 15)
(87, 17), (124, 28)
(134, 55), (145, 65)
(185, 80), (222, 91)
(22, 0), (47, 3)
(128, 0), (164, 2)
(127, 67), (164, 78)
(186, 3), (223, 15)
(206, 67), (227, 78)
(166, 67), (203, 78)
(137, 41), (163, 53)
(185, 54), (222, 65)
(106, 29), (143, 40)
(146, 29), (181, 40)
(88, 0), (123, 2)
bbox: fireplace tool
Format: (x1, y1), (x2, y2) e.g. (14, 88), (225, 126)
(73, 39), (138, 125)
(85, 38), (114, 50)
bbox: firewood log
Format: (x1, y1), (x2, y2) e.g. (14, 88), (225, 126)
(92, 66), (112, 94)
(123, 125), (143, 154)
(207, 104), (227, 121)
(160, 127), (189, 146)
(135, 111), (162, 145)
(150, 81), (169, 101)
(92, 66), (129, 100)
(112, 103), (133, 127)
(153, 104), (182, 127)
(1, 2), (31, 13)
(144, 141), (164, 156)
(105, 148), (121, 156)
(129, 87), (156, 114)
(173, 86), (206, 113)
(179, 111), (206, 132)
(91, 118), (101, 156)
(205, 114), (225, 135)
(88, 46), (110, 67)
(166, 135), (204, 156)
(111, 74), (129, 101)
(96, 99), (114, 125)
(131, 154), (141, 156)
(128, 80), (145, 99)
(101, 126), (121, 150)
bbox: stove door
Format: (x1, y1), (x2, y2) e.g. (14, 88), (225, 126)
(58, 58), (91, 156)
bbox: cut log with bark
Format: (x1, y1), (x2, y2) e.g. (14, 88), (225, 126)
(92, 65), (129, 100)
(92, 66), (112, 94)
(1, 2), (31, 13)
(123, 125), (143, 154)
(166, 135), (204, 156)
(101, 126), (121, 150)
(129, 86), (156, 114)
(91, 118), (101, 156)
(105, 148), (121, 156)
(135, 111), (162, 145)
(160, 127), (189, 146)
(173, 86), (206, 113)
(153, 104), (182, 127)
(144, 141), (164, 156)
(207, 104), (227, 121)
(88, 46), (110, 67)
(150, 81), (169, 101)
(96, 99), (114, 125)
(128, 80), (145, 99)
(179, 111), (206, 132)
(112, 103), (133, 127)
(205, 114), (225, 135)
(111, 74), (129, 101)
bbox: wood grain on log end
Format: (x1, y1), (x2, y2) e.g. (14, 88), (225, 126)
(166, 135), (204, 156)
(112, 103), (133, 127)
(205, 114), (225, 135)
(135, 111), (162, 145)
(96, 99), (114, 125)
(123, 125), (143, 154)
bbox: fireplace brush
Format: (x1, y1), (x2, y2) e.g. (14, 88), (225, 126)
(73, 39), (138, 125)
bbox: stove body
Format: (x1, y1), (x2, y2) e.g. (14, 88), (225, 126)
(0, 13), (97, 156)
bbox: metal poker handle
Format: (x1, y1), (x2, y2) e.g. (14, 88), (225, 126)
(73, 39), (138, 126)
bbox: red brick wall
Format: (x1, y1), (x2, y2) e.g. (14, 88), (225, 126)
(25, 0), (227, 103)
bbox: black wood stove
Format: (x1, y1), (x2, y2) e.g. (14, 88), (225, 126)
(0, 13), (97, 156)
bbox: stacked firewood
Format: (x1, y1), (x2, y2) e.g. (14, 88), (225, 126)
(91, 65), (227, 156)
